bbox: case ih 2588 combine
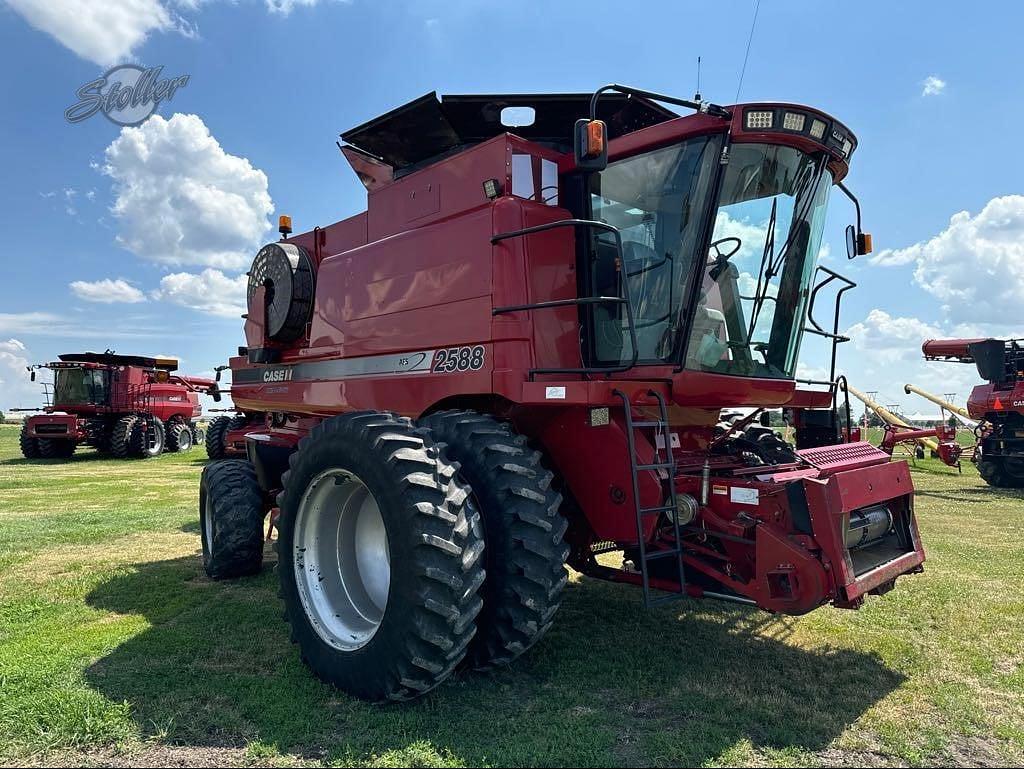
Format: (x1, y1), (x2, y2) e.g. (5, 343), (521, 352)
(18, 352), (219, 459)
(201, 85), (926, 701)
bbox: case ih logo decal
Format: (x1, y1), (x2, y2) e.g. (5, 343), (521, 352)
(65, 64), (190, 127)
(263, 368), (295, 383)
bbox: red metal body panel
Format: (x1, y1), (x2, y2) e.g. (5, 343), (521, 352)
(967, 381), (1024, 419)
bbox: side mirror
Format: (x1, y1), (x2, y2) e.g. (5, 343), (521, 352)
(30, 371), (35, 382)
(210, 382), (222, 403)
(574, 119), (608, 172)
(846, 223), (873, 259)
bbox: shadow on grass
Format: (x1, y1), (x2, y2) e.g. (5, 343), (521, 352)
(85, 555), (904, 766)
(0, 450), (105, 466)
(916, 486), (1024, 502)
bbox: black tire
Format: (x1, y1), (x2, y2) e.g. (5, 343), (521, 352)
(167, 420), (194, 453)
(19, 423), (41, 459)
(277, 411), (486, 702)
(165, 416), (189, 452)
(85, 418), (113, 454)
(110, 415), (137, 459)
(1002, 456), (1024, 487)
(419, 410), (568, 670)
(200, 460), (266, 579)
(206, 415), (246, 459)
(38, 438), (76, 459)
(981, 456), (1024, 488)
(192, 425), (207, 446)
(130, 416), (165, 458)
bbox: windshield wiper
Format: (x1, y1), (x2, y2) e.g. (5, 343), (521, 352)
(745, 158), (827, 340)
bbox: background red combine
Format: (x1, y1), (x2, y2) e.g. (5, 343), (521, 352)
(922, 338), (1024, 486)
(16, 352), (220, 459)
(201, 85), (926, 701)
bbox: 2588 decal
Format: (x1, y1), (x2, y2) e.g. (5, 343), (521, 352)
(432, 345), (485, 373)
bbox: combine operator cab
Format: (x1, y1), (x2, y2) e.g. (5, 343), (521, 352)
(18, 352), (219, 460)
(924, 338), (1024, 486)
(206, 85), (925, 702)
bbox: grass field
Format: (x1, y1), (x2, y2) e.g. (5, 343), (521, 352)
(0, 421), (1022, 767)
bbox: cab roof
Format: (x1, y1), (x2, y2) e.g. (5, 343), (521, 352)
(340, 91), (677, 173)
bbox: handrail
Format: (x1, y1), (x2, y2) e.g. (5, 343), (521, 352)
(804, 265), (857, 382)
(491, 218), (640, 380)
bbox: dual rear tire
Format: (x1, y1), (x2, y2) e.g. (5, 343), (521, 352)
(200, 409), (568, 702)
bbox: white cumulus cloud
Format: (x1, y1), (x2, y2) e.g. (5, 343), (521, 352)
(154, 268), (248, 318)
(103, 113), (274, 270)
(3, 0), (191, 66)
(845, 309), (944, 365)
(921, 75), (946, 96)
(869, 195), (1024, 324)
(70, 278), (146, 304)
(5, 0), (346, 65)
(0, 338), (40, 411)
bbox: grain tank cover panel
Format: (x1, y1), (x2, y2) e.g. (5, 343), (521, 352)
(341, 91), (677, 171)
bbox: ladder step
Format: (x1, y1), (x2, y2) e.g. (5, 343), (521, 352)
(636, 462), (674, 471)
(631, 420), (667, 428)
(647, 592), (686, 606)
(645, 549), (682, 562)
(640, 504), (676, 516)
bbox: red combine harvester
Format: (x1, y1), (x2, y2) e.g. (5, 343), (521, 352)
(202, 86), (925, 701)
(17, 352), (220, 459)
(923, 338), (1024, 486)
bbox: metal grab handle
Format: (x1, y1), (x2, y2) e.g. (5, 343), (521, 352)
(491, 218), (640, 378)
(804, 265), (857, 382)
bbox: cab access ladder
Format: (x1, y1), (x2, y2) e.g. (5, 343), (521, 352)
(614, 389), (686, 607)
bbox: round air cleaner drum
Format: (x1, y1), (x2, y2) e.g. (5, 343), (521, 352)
(247, 242), (315, 343)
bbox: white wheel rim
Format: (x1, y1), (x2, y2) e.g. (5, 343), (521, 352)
(293, 468), (390, 651)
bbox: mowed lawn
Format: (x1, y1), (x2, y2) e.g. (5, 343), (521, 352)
(0, 422), (1022, 767)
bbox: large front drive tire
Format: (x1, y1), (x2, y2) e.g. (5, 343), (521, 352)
(277, 411), (486, 702)
(110, 415), (137, 459)
(419, 411), (569, 670)
(19, 423), (41, 459)
(38, 438), (76, 459)
(206, 415), (246, 459)
(200, 460), (266, 579)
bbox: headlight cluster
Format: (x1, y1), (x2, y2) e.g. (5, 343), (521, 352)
(743, 107), (856, 160)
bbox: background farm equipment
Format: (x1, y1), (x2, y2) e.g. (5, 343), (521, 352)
(846, 382), (962, 467)
(15, 352), (220, 460)
(200, 85), (925, 702)
(923, 338), (1024, 486)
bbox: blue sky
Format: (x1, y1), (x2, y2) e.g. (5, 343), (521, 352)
(1, 0), (1022, 415)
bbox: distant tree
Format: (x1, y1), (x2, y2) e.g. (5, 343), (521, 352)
(0, 411), (6, 425)
(948, 413), (959, 429)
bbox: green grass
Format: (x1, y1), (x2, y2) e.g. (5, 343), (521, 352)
(0, 422), (1021, 766)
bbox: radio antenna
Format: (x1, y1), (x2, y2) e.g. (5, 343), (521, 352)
(694, 56), (702, 102)
(735, 0), (761, 102)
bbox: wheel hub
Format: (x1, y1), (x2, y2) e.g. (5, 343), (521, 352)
(293, 468), (390, 651)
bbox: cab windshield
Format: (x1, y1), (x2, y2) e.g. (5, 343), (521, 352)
(53, 367), (109, 405)
(685, 143), (831, 378)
